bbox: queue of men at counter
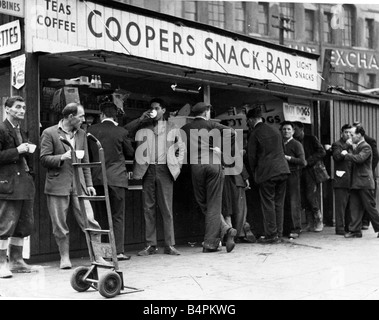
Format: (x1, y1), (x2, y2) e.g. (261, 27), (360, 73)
(1, 95), (378, 279)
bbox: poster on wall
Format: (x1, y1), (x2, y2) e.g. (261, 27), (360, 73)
(283, 103), (312, 124)
(11, 54), (26, 90)
(216, 101), (285, 131)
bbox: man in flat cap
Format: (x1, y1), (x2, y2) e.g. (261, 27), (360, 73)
(246, 105), (290, 244)
(181, 102), (239, 253)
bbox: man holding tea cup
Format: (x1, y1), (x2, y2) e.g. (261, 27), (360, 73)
(0, 96), (37, 278)
(125, 98), (185, 256)
(40, 103), (104, 269)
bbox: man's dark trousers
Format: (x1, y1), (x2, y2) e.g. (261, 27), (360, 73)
(94, 185), (126, 254)
(191, 164), (224, 249)
(362, 173), (377, 227)
(349, 189), (379, 233)
(259, 174), (288, 238)
(301, 168), (320, 218)
(334, 188), (350, 233)
(284, 170), (302, 235)
(142, 165), (175, 247)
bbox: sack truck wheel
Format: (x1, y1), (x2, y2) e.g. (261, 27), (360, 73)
(70, 267), (92, 292)
(98, 271), (122, 298)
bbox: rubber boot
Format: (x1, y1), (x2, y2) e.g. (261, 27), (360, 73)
(314, 211), (324, 232)
(56, 238), (72, 270)
(0, 249), (12, 279)
(8, 244), (33, 273)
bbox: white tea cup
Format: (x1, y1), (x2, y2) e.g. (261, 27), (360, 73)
(149, 109), (157, 119)
(28, 144), (37, 154)
(75, 150), (85, 160)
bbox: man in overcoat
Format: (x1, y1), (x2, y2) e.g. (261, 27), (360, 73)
(247, 105), (290, 243)
(0, 96), (36, 278)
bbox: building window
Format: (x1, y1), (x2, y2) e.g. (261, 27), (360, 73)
(258, 2), (269, 36)
(367, 74), (377, 89)
(208, 1), (225, 29)
(345, 73), (359, 91)
(235, 2), (246, 33)
(280, 3), (295, 40)
(183, 1), (197, 21)
(305, 10), (315, 42)
(343, 5), (355, 47)
(365, 19), (374, 49)
(323, 12), (333, 44)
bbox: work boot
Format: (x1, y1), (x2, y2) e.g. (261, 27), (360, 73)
(91, 234), (113, 266)
(304, 211), (315, 232)
(314, 211), (324, 232)
(8, 244), (33, 273)
(0, 249), (12, 279)
(226, 228), (237, 253)
(56, 238), (72, 270)
(243, 223), (257, 243)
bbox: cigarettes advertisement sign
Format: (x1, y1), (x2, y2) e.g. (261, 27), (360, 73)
(25, 0), (319, 90)
(11, 54), (26, 89)
(0, 20), (21, 55)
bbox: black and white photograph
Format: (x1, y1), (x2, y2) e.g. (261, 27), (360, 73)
(1, 0), (379, 304)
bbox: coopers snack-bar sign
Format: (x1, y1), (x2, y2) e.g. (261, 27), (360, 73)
(26, 0), (319, 90)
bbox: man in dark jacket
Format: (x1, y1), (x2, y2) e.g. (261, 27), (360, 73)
(0, 96), (36, 278)
(281, 121), (306, 239)
(88, 102), (134, 260)
(247, 106), (290, 243)
(332, 124), (353, 235)
(182, 102), (239, 253)
(341, 125), (379, 238)
(353, 121), (379, 230)
(293, 121), (326, 233)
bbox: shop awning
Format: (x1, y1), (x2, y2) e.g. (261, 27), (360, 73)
(41, 49), (365, 104)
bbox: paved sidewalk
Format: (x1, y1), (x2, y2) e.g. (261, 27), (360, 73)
(1, 226), (379, 300)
